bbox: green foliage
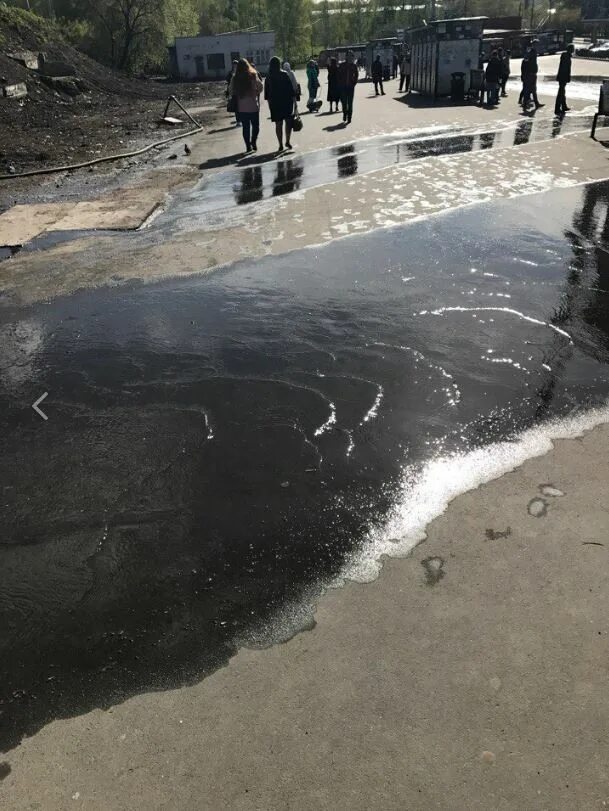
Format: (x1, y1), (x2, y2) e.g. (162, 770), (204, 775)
(0, 0), (586, 78)
(266, 0), (312, 62)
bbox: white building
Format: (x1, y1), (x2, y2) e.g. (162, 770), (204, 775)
(171, 31), (276, 80)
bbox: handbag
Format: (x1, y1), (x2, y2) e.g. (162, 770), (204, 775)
(292, 101), (303, 132)
(227, 95), (237, 114)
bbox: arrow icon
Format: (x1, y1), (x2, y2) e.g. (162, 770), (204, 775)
(32, 392), (48, 421)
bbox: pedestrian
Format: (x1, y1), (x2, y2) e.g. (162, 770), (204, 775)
(522, 41), (544, 110)
(264, 56), (296, 152)
(392, 53), (399, 79)
(306, 59), (320, 108)
(555, 43), (574, 116)
(229, 58), (263, 153)
(399, 51), (411, 93)
(485, 50), (502, 105)
(337, 50), (359, 124)
(372, 54), (385, 96)
(327, 56), (341, 113)
(499, 48), (510, 97)
(283, 61), (301, 100)
(226, 59), (240, 125)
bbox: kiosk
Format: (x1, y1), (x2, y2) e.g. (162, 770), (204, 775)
(411, 17), (485, 98)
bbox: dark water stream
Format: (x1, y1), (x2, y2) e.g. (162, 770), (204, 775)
(2, 181), (609, 751)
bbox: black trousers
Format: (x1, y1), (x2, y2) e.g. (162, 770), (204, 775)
(399, 73), (410, 92)
(373, 78), (384, 95)
(555, 81), (568, 115)
(340, 87), (355, 120)
(240, 112), (259, 148)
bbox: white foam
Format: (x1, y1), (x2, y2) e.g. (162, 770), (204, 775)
(338, 403), (609, 584)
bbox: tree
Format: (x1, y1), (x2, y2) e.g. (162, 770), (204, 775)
(266, 0), (312, 61)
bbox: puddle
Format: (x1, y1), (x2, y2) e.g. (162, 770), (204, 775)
(2, 180), (609, 750)
(161, 114), (595, 224)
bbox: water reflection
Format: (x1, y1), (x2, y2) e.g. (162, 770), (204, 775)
(272, 160), (304, 197)
(184, 114), (595, 219)
(336, 144), (359, 178)
(513, 120), (533, 146)
(234, 166), (263, 205)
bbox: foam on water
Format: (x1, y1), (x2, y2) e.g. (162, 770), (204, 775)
(340, 402), (609, 585)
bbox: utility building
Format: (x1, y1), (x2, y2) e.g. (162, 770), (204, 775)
(411, 17), (485, 98)
(169, 31), (276, 80)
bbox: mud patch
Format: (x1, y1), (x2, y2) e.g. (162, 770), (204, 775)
(528, 497), (548, 517)
(421, 556), (445, 586)
(0, 762), (11, 781)
(485, 527), (512, 540)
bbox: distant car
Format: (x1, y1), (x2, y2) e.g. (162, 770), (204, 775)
(577, 41), (609, 57)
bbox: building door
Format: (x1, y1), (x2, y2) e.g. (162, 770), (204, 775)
(195, 56), (205, 79)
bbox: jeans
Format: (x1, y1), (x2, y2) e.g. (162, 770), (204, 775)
(240, 112), (259, 148)
(373, 79), (384, 95)
(340, 87), (355, 121)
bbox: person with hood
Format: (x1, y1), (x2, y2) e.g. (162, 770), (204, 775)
(229, 58), (263, 153)
(337, 50), (359, 124)
(555, 43), (574, 116)
(306, 59), (320, 107)
(371, 54), (385, 96)
(264, 56), (297, 151)
(327, 56), (341, 113)
(283, 61), (301, 101)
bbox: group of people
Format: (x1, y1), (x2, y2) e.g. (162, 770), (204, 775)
(484, 39), (575, 117)
(226, 42), (576, 156)
(226, 51), (364, 153)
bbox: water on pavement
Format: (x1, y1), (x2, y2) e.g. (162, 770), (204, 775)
(2, 180), (609, 750)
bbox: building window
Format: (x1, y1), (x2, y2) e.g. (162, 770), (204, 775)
(207, 53), (225, 70)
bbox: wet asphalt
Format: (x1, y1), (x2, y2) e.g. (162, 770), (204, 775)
(2, 172), (609, 750)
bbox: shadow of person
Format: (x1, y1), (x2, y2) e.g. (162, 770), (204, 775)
(237, 151), (281, 166)
(198, 154), (249, 170)
(323, 122), (348, 132)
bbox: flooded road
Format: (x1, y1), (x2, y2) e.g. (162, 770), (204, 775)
(2, 179), (609, 751)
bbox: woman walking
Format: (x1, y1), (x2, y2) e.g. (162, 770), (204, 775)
(327, 57), (341, 113)
(264, 56), (296, 152)
(229, 58), (263, 152)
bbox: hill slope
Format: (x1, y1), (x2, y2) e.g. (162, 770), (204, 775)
(0, 6), (222, 176)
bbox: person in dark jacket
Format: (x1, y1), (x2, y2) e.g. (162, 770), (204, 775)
(555, 43), (574, 116)
(264, 56), (296, 152)
(371, 55), (385, 96)
(337, 50), (359, 124)
(499, 48), (510, 97)
(327, 57), (341, 113)
(522, 41), (544, 110)
(485, 50), (502, 105)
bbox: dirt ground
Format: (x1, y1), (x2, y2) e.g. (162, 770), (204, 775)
(0, 6), (224, 200)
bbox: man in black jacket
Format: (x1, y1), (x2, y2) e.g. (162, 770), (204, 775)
(372, 55), (385, 96)
(555, 44), (574, 116)
(522, 41), (544, 110)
